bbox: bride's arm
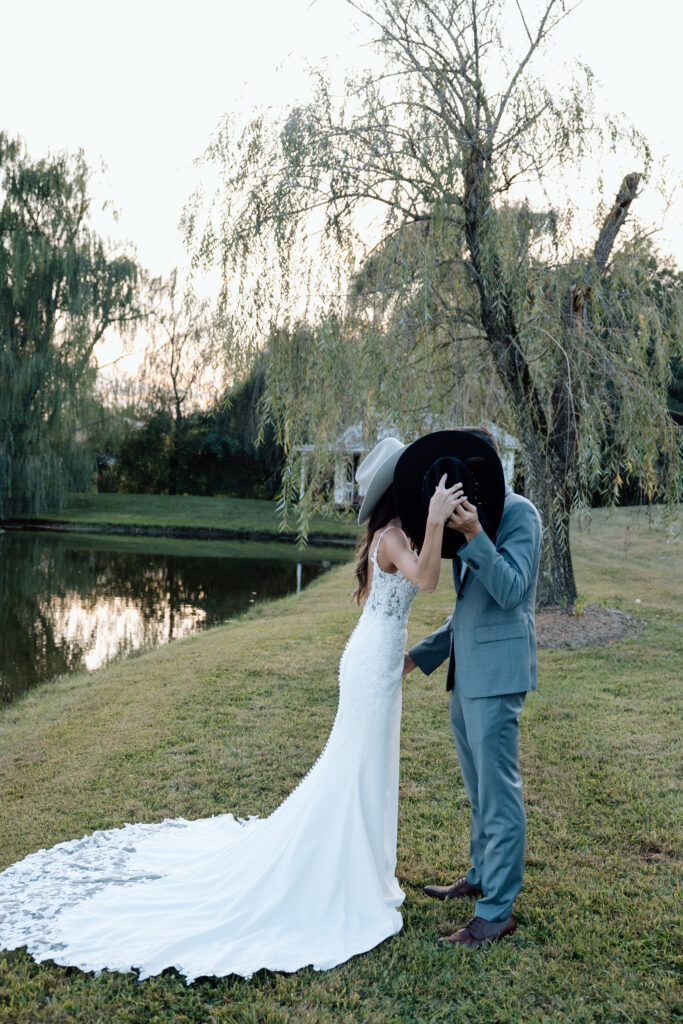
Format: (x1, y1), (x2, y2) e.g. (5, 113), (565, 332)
(383, 475), (461, 592)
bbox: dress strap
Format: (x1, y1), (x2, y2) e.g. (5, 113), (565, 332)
(370, 524), (398, 565)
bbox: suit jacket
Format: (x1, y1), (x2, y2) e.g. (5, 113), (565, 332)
(410, 486), (542, 698)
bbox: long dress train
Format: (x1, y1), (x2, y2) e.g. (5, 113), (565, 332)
(0, 527), (418, 982)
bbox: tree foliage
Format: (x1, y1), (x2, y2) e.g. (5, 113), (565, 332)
(0, 133), (142, 517)
(92, 361), (284, 499)
(187, 0), (682, 603)
(140, 269), (220, 494)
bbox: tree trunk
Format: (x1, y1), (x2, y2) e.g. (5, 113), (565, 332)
(535, 173), (641, 605)
(511, 428), (578, 606)
(537, 503), (576, 606)
(169, 398), (183, 496)
(461, 157), (641, 607)
(461, 145), (576, 605)
(531, 471), (577, 607)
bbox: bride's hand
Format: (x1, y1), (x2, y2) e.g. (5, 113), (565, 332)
(427, 474), (463, 526)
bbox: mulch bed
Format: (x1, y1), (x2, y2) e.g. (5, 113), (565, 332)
(536, 604), (646, 649)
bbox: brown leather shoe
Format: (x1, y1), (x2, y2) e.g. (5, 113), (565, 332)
(423, 876), (483, 901)
(437, 915), (517, 948)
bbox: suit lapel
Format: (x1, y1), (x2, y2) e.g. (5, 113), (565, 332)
(457, 565), (470, 599)
(453, 552), (470, 600)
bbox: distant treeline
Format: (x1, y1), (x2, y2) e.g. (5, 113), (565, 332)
(91, 365), (285, 500)
(91, 354), (682, 506)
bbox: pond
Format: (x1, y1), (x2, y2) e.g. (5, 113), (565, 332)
(0, 530), (352, 705)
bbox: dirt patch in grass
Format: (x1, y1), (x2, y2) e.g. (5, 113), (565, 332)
(536, 603), (646, 649)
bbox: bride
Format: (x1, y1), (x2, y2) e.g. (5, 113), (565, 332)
(0, 437), (460, 982)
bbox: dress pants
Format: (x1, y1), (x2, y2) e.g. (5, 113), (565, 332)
(449, 685), (526, 921)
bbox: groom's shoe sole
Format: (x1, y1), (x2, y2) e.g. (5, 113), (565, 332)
(438, 915), (517, 948)
(423, 878), (483, 901)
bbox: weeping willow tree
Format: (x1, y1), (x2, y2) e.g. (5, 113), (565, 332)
(187, 0), (682, 605)
(0, 133), (142, 518)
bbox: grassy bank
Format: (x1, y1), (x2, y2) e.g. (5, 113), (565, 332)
(7, 529), (353, 565)
(5, 492), (358, 542)
(0, 507), (680, 1023)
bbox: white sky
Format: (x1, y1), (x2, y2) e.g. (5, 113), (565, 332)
(2, 0), (681, 370)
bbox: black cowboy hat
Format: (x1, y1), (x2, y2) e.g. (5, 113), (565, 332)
(393, 430), (505, 558)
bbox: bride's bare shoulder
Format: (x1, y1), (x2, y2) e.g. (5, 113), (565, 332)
(377, 524), (416, 573)
(384, 524), (413, 550)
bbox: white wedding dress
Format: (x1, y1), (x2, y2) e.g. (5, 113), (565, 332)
(0, 527), (418, 982)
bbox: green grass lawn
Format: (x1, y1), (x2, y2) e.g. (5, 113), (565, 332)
(0, 507), (680, 1023)
(21, 492), (358, 540)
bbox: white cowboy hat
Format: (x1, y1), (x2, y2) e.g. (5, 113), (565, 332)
(355, 436), (406, 526)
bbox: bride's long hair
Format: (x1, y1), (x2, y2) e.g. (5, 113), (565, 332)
(352, 486), (400, 605)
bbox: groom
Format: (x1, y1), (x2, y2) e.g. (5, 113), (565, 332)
(403, 427), (542, 948)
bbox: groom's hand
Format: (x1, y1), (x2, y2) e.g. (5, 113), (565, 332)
(403, 652), (417, 675)
(447, 495), (482, 542)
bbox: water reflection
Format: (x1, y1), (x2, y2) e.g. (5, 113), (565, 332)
(0, 531), (342, 704)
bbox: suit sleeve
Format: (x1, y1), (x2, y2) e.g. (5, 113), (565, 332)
(409, 615), (453, 676)
(459, 500), (542, 611)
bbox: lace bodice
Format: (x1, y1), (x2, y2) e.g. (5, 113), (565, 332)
(363, 526), (418, 624)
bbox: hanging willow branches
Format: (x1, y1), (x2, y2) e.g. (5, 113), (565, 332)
(0, 133), (143, 517)
(186, 0), (682, 604)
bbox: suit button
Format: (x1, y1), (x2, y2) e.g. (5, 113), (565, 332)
(458, 592), (465, 600)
